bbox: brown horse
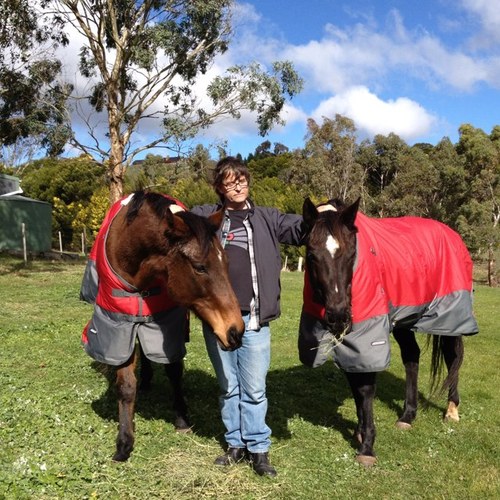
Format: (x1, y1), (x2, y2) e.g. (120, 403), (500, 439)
(82, 191), (244, 461)
(299, 197), (478, 466)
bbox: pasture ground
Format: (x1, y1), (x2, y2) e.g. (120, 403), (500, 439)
(0, 255), (498, 499)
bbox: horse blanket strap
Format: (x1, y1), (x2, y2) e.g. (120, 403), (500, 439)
(299, 211), (479, 373)
(80, 193), (189, 365)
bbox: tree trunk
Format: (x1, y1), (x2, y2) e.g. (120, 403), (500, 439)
(487, 243), (496, 287)
(108, 144), (125, 204)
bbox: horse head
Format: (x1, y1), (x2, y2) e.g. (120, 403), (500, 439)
(109, 192), (244, 351)
(302, 197), (360, 339)
(161, 209), (245, 350)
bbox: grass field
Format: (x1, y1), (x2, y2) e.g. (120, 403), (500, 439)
(0, 256), (499, 499)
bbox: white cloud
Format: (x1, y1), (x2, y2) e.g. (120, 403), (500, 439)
(280, 12), (498, 94)
(312, 86), (437, 141)
(461, 0), (500, 46)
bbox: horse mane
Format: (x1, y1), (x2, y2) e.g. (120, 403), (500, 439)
(125, 191), (216, 258)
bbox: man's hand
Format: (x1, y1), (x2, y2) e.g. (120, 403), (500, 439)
(169, 204), (185, 214)
(317, 204), (336, 212)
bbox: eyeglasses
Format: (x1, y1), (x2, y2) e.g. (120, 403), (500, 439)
(222, 178), (248, 191)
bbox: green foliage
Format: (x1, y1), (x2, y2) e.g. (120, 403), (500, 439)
(172, 177), (218, 207)
(290, 115), (365, 201)
(377, 146), (441, 218)
(20, 156), (106, 249)
(71, 187), (111, 249)
(0, 1), (71, 160)
(247, 152), (294, 180)
(0, 260), (498, 498)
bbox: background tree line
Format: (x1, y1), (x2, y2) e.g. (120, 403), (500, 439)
(1, 114), (498, 285)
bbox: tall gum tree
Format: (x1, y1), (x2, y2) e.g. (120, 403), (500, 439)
(0, 0), (71, 166)
(54, 0), (303, 203)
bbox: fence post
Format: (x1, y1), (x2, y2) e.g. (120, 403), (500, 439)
(22, 222), (27, 264)
(59, 231), (63, 254)
(298, 256), (303, 272)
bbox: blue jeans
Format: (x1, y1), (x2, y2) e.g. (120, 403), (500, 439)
(203, 313), (271, 453)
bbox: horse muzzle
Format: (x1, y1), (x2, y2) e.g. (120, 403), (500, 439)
(324, 310), (352, 340)
(216, 325), (244, 351)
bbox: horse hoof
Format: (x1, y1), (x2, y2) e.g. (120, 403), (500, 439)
(174, 416), (193, 433)
(175, 426), (193, 434)
(356, 454), (377, 467)
(112, 452), (130, 462)
(395, 421), (412, 430)
(444, 402), (459, 422)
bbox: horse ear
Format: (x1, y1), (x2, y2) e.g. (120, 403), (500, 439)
(164, 210), (190, 238)
(341, 197), (360, 229)
(303, 197), (319, 228)
(207, 209), (224, 230)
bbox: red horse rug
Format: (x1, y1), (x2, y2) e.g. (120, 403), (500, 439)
(299, 211), (479, 372)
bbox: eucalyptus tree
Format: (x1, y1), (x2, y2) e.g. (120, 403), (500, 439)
(356, 132), (409, 211)
(427, 136), (468, 226)
(54, 0), (303, 202)
(0, 0), (71, 166)
(375, 144), (441, 218)
(290, 115), (364, 202)
(456, 124), (500, 286)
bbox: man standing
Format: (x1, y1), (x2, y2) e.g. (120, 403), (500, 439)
(192, 156), (304, 477)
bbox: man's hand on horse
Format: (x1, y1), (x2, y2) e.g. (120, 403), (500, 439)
(317, 203), (336, 212)
(169, 204), (185, 214)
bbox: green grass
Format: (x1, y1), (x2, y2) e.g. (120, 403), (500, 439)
(0, 256), (499, 499)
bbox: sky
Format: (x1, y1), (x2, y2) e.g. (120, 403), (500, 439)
(60, 0), (500, 160)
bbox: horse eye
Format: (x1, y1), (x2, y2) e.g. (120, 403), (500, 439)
(193, 263), (207, 274)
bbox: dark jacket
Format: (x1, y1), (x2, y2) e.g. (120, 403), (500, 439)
(192, 200), (304, 325)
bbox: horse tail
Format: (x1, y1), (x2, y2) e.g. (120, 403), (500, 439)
(429, 335), (464, 397)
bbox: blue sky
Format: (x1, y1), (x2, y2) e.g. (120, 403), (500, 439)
(198, 0), (500, 157)
(59, 0), (500, 161)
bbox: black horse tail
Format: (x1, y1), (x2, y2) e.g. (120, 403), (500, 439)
(428, 335), (464, 398)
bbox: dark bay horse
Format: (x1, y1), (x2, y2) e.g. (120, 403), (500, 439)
(81, 191), (244, 461)
(299, 197), (478, 466)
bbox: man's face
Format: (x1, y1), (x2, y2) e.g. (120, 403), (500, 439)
(220, 172), (249, 207)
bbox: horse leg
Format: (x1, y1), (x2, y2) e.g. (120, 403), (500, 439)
(345, 371), (377, 467)
(393, 327), (420, 429)
(138, 342), (153, 391)
(114, 348), (139, 462)
(164, 360), (192, 432)
(441, 336), (463, 422)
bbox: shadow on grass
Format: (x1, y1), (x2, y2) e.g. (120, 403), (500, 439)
(90, 357), (443, 455)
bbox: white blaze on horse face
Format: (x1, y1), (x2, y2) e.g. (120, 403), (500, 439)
(217, 248), (223, 262)
(325, 235), (340, 294)
(326, 234), (340, 258)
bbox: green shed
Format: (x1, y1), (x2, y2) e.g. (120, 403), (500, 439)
(0, 174), (52, 253)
